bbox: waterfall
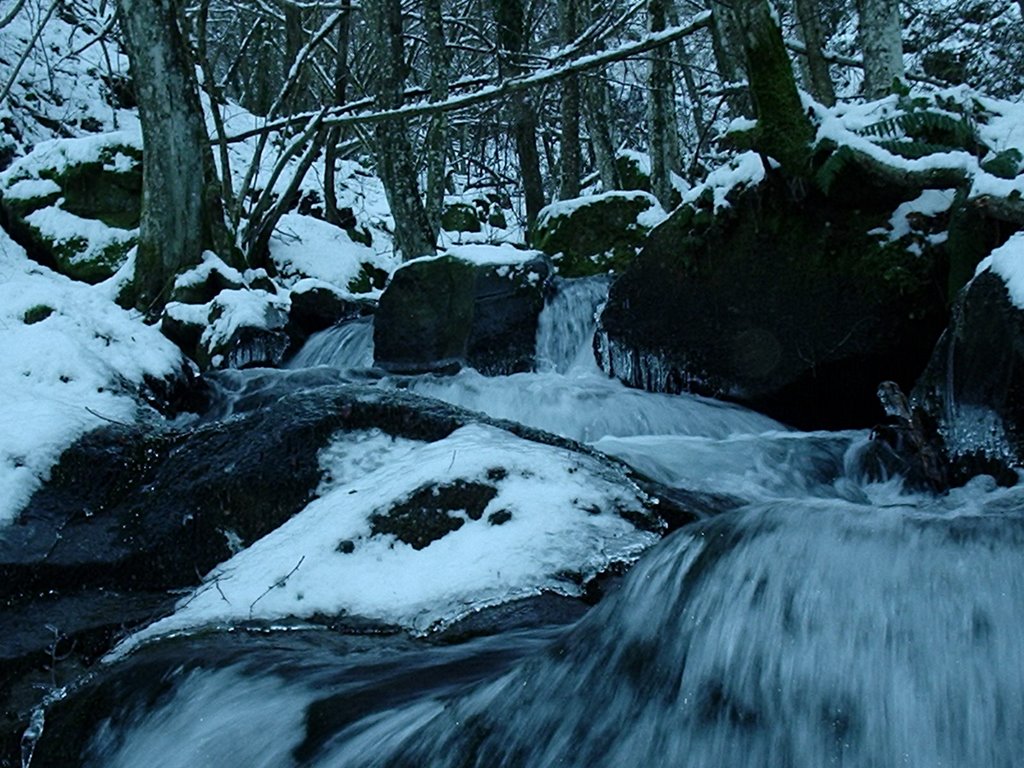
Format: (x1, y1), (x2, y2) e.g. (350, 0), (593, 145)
(286, 317), (374, 371)
(534, 275), (610, 375)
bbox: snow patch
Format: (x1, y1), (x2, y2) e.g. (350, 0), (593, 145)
(976, 231), (1024, 308)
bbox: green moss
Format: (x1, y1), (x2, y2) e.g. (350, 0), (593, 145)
(531, 192), (660, 277)
(441, 202), (482, 233)
(22, 304), (54, 324)
(347, 262), (389, 294)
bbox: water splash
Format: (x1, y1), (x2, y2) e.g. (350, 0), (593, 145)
(535, 275), (610, 375)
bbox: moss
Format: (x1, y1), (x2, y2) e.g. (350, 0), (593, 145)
(531, 192), (659, 277)
(347, 262), (390, 294)
(441, 202), (482, 233)
(22, 304), (54, 324)
(369, 480), (499, 549)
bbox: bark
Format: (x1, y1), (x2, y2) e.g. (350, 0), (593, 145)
(324, 9), (351, 226)
(583, 74), (619, 191)
(367, 0), (436, 260)
(736, 0), (815, 173)
(116, 0), (226, 313)
(709, 1), (753, 116)
(648, 0), (680, 208)
(559, 0), (582, 199)
(424, 0), (449, 238)
(284, 2), (307, 111)
(667, 5), (705, 139)
(494, 0), (545, 227)
(856, 0), (905, 98)
(793, 0), (836, 106)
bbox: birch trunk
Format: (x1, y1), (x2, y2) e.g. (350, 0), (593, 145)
(856, 0), (905, 98)
(116, 0), (222, 313)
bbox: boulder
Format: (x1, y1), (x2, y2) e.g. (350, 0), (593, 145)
(287, 279), (376, 339)
(373, 247), (550, 375)
(440, 202), (482, 233)
(0, 134), (142, 282)
(912, 233), (1024, 484)
(597, 174), (951, 430)
(531, 191), (663, 277)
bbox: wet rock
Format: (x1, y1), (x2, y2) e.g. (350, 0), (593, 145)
(598, 176), (950, 430)
(912, 268), (1024, 484)
(287, 279), (376, 339)
(374, 251), (550, 375)
(531, 191), (663, 278)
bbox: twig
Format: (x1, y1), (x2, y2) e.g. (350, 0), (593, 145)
(84, 406), (132, 428)
(248, 555), (305, 618)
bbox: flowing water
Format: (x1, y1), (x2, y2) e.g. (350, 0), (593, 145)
(77, 277), (1024, 768)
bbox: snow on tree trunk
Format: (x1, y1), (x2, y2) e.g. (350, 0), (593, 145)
(794, 0), (836, 106)
(857, 0), (905, 98)
(367, 0), (436, 261)
(116, 0), (220, 313)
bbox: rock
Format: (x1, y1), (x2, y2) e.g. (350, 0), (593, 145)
(441, 202), (482, 233)
(912, 247), (1024, 485)
(0, 134), (142, 283)
(597, 175), (951, 430)
(374, 248), (550, 375)
(287, 279), (375, 339)
(167, 252), (245, 305)
(531, 191), (663, 277)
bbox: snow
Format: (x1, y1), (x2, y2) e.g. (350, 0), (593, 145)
(269, 213), (393, 291)
(113, 423), (660, 653)
(682, 151), (767, 211)
(200, 289), (290, 350)
(536, 190), (661, 227)
(173, 251), (245, 291)
(0, 131), (142, 186)
(884, 188), (957, 241)
(0, 230), (183, 525)
(24, 205), (136, 264)
(976, 231), (1024, 308)
(400, 243), (543, 272)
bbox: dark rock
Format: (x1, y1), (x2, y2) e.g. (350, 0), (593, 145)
(370, 480), (499, 549)
(531, 191), (662, 277)
(287, 281), (375, 339)
(912, 268), (1024, 484)
(441, 202), (482, 233)
(597, 175), (950, 430)
(374, 253), (550, 375)
(2, 384), (698, 603)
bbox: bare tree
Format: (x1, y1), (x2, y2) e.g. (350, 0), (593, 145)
(115, 0), (230, 312)
(793, 0), (836, 105)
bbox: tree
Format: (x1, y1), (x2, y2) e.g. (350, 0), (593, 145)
(115, 0), (229, 313)
(366, 0), (436, 260)
(558, 0), (582, 199)
(793, 0), (836, 106)
(648, 0), (681, 208)
(857, 0), (905, 98)
(714, 0), (815, 174)
(494, 0), (545, 227)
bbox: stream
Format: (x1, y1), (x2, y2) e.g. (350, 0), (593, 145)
(63, 277), (1024, 767)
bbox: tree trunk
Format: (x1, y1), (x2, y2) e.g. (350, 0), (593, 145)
(793, 0), (836, 106)
(648, 0), (680, 208)
(558, 0), (581, 199)
(583, 74), (619, 191)
(367, 0), (436, 260)
(116, 0), (224, 313)
(709, 2), (753, 117)
(324, 9), (351, 227)
(725, 0), (816, 174)
(856, 0), (905, 98)
(494, 0), (545, 227)
(423, 0), (449, 239)
(283, 2), (307, 112)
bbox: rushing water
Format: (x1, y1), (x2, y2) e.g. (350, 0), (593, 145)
(75, 277), (1024, 768)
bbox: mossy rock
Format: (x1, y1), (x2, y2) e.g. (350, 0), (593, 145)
(441, 202), (483, 233)
(348, 262), (389, 293)
(598, 174), (951, 429)
(531, 191), (662, 278)
(0, 138), (142, 282)
(615, 151), (652, 193)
